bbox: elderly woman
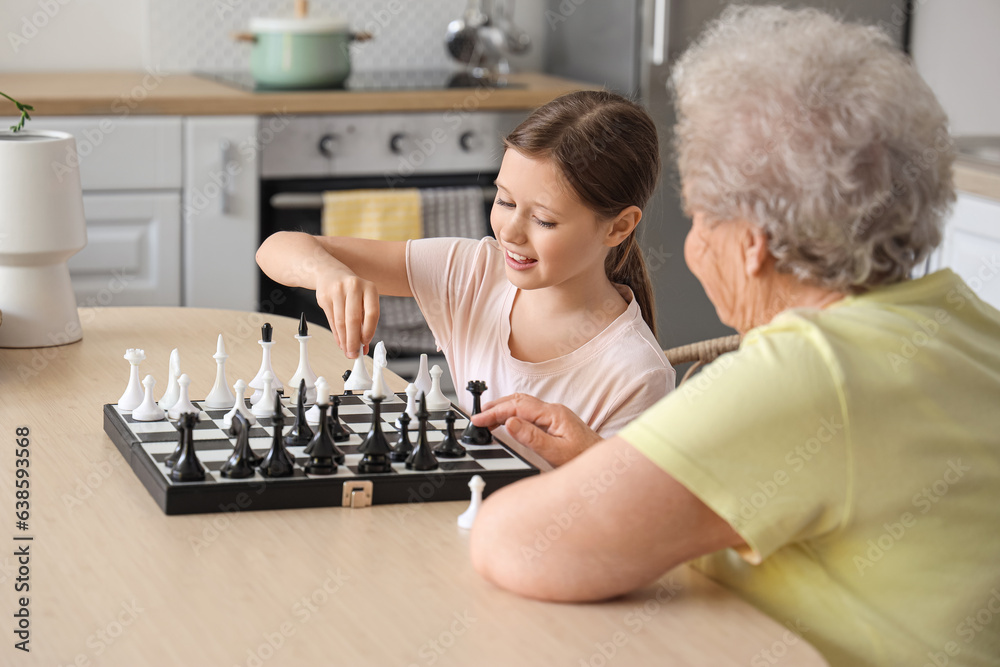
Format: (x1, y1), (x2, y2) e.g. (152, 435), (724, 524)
(468, 6), (1000, 667)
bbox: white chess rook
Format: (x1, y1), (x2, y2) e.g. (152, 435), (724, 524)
(204, 334), (237, 408)
(117, 348), (146, 411)
(132, 375), (166, 422)
(158, 348), (181, 410)
(223, 379), (256, 429)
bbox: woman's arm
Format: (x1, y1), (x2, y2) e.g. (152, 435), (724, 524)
(255, 232), (410, 357)
(470, 436), (746, 601)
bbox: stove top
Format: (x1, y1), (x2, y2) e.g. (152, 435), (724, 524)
(197, 69), (526, 93)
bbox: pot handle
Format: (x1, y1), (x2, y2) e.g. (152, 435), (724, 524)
(351, 31), (374, 42)
(232, 32), (258, 43)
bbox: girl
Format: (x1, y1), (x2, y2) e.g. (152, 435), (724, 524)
(256, 90), (674, 438)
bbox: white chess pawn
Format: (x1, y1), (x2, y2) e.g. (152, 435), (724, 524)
(397, 382), (419, 428)
(117, 348), (146, 411)
(287, 315), (318, 404)
(168, 374), (199, 420)
(305, 376), (330, 425)
(249, 324), (283, 404)
(344, 345), (372, 392)
(425, 365), (451, 411)
(222, 379), (256, 429)
(252, 371), (279, 418)
(457, 475), (485, 530)
(204, 334), (237, 408)
(158, 348), (181, 410)
(132, 375), (166, 422)
(414, 353), (432, 397)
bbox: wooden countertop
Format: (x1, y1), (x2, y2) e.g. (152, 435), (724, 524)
(0, 307), (828, 666)
(955, 157), (1000, 202)
(0, 71), (597, 117)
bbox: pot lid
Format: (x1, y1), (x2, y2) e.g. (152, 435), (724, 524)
(249, 17), (349, 33)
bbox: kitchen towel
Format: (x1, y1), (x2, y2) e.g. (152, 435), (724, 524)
(375, 186), (488, 354)
(321, 188), (422, 241)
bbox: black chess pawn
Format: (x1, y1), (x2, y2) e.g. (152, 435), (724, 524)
(258, 401), (295, 477)
(357, 395), (393, 473)
(434, 410), (467, 458)
(406, 393), (439, 471)
(461, 380), (494, 445)
(304, 401), (341, 475)
(170, 412), (206, 482)
(329, 395), (350, 442)
(390, 411), (413, 462)
(284, 379), (314, 448)
(221, 411), (258, 479)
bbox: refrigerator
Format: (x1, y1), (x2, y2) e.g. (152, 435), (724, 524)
(543, 0), (909, 349)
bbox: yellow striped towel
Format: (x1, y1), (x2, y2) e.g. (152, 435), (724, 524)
(321, 188), (422, 241)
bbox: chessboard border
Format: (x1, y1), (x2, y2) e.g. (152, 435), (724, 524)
(102, 398), (540, 515)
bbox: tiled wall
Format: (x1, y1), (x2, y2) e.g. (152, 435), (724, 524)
(149, 0), (531, 73)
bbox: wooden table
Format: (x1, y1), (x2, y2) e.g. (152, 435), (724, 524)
(0, 308), (828, 666)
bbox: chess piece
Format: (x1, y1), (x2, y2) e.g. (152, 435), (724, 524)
(158, 348), (181, 410)
(249, 323), (283, 404)
(222, 379), (255, 429)
(457, 475), (485, 530)
(328, 395), (350, 442)
(341, 369), (354, 396)
(461, 380), (493, 445)
(397, 382), (419, 428)
(204, 334), (237, 408)
(425, 365), (451, 411)
(414, 353), (432, 397)
(220, 411), (259, 478)
(258, 401), (295, 477)
(305, 375), (329, 425)
(168, 374), (199, 420)
(405, 393), (439, 471)
(284, 379), (314, 448)
(170, 412), (206, 482)
(344, 346), (372, 393)
(364, 341), (389, 400)
(287, 314), (318, 404)
(304, 398), (344, 475)
(433, 410), (467, 458)
(357, 395), (393, 473)
(251, 371), (279, 418)
(117, 348), (146, 410)
(390, 411), (412, 462)
(132, 375), (166, 422)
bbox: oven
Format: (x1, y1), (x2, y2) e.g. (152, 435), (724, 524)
(257, 109), (525, 358)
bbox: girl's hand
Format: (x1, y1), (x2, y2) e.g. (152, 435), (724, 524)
(315, 267), (380, 358)
(471, 393), (602, 466)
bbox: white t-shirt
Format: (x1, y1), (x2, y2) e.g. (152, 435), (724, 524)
(406, 236), (675, 437)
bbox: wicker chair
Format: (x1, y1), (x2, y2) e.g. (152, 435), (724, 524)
(664, 334), (742, 386)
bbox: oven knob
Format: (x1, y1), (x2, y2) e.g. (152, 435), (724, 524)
(318, 134), (340, 158)
(459, 131), (483, 152)
(389, 133), (411, 155)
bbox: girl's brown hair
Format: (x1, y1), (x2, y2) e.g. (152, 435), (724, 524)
(503, 90), (661, 336)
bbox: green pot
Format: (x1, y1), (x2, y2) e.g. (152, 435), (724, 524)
(245, 17), (369, 89)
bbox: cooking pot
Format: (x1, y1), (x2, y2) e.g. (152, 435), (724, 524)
(235, 16), (372, 89)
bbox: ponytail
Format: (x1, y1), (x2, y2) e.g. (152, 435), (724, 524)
(606, 233), (657, 338)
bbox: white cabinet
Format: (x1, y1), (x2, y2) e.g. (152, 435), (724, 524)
(183, 117), (260, 311)
(938, 192), (1000, 310)
(20, 116), (183, 307)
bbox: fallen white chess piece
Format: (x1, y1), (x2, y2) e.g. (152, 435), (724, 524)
(457, 475), (485, 530)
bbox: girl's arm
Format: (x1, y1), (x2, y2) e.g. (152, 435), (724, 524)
(255, 232), (411, 358)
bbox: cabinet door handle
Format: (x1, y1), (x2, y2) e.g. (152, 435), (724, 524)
(219, 139), (233, 214)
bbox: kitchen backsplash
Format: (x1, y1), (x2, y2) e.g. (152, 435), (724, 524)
(150, 0), (510, 73)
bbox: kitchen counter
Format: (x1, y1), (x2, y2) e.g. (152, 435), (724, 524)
(955, 157), (1000, 202)
(0, 71), (597, 116)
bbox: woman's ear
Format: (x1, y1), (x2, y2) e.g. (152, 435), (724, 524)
(605, 206), (642, 247)
(743, 222), (770, 277)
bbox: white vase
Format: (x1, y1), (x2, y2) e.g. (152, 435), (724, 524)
(0, 130), (87, 348)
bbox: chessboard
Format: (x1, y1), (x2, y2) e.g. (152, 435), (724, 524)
(103, 391), (540, 515)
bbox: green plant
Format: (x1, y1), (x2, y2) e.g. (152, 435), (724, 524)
(1, 91), (33, 133)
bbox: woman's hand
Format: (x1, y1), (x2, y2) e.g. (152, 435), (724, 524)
(471, 393), (601, 466)
(314, 267), (380, 358)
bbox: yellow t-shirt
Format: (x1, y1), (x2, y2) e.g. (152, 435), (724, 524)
(620, 269), (1000, 667)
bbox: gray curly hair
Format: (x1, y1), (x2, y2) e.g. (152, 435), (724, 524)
(671, 5), (955, 292)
